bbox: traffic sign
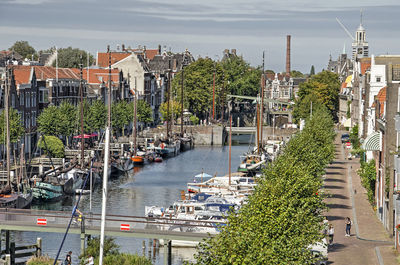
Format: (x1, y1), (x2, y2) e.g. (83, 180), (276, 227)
(120, 224), (130, 231)
(37, 218), (47, 226)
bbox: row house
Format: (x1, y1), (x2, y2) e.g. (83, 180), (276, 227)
(96, 45), (194, 125)
(264, 73), (305, 104)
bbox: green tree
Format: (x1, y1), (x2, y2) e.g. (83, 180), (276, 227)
(111, 101), (129, 136)
(160, 100), (182, 122)
(127, 99), (152, 123)
(53, 47), (94, 68)
(310, 65), (315, 76)
(0, 108), (24, 144)
(195, 107), (335, 264)
(38, 135), (64, 158)
(59, 101), (77, 141)
(290, 70), (304, 78)
(88, 100), (107, 132)
(349, 124), (360, 149)
(9, 41), (36, 59)
(37, 105), (62, 136)
(295, 71), (340, 121)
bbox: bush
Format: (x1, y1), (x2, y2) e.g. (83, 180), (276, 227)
(80, 237), (151, 265)
(358, 160), (376, 205)
(190, 115), (199, 125)
(38, 135), (65, 158)
(27, 255), (56, 265)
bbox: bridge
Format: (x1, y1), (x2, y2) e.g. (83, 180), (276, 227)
(0, 208), (219, 265)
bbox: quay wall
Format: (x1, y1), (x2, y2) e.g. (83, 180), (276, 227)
(143, 125), (297, 146)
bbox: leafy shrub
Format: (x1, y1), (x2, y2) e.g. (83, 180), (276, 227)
(27, 255), (56, 265)
(38, 135), (65, 158)
(358, 160), (376, 205)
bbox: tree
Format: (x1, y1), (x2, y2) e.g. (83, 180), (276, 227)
(111, 101), (129, 136)
(59, 101), (77, 140)
(9, 41), (36, 60)
(159, 100), (182, 122)
(195, 107), (335, 264)
(292, 93), (324, 123)
(0, 107), (24, 144)
(38, 135), (64, 158)
(296, 71), (340, 120)
(88, 100), (107, 132)
(310, 65), (315, 76)
(37, 105), (62, 136)
(53, 47), (94, 68)
(290, 70), (304, 78)
(127, 100), (152, 124)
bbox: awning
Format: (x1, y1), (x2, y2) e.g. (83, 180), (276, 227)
(362, 131), (382, 151)
(343, 119), (351, 128)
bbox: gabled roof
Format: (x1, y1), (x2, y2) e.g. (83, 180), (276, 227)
(360, 58), (371, 75)
(71, 68), (120, 85)
(97, 52), (131, 68)
(33, 66), (79, 80)
(13, 68), (32, 86)
(372, 86), (387, 118)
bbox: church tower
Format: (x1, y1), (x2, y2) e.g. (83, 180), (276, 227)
(352, 11), (369, 60)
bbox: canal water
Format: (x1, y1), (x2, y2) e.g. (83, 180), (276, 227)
(15, 144), (250, 264)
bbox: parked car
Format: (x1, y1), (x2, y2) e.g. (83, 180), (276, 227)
(341, 133), (350, 143)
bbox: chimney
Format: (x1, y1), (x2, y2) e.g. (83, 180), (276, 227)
(286, 35), (291, 76)
(122, 44), (125, 51)
(158, 44), (161, 55)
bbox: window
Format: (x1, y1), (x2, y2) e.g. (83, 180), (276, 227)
(20, 93), (24, 106)
(32, 111), (36, 126)
(26, 93), (30, 108)
(32, 92), (36, 107)
(376, 77), (381, 83)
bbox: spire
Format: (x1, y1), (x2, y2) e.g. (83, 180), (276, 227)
(342, 43), (346, 55)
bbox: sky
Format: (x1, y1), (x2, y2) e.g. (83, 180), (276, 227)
(0, 0), (399, 73)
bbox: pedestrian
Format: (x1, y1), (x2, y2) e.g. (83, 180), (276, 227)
(85, 254), (94, 265)
(328, 224), (334, 245)
(322, 217), (329, 236)
(64, 251), (72, 265)
(345, 217), (352, 236)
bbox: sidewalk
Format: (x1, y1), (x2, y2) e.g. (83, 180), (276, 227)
(324, 134), (398, 265)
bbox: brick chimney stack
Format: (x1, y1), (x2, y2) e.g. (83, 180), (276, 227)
(286, 35), (291, 76)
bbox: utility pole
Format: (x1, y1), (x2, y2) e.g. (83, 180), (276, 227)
(79, 55), (84, 168)
(5, 66), (10, 187)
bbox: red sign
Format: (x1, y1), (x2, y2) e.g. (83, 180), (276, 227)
(120, 224), (130, 231)
(37, 218), (47, 226)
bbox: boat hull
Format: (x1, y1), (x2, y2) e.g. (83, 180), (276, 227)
(32, 182), (64, 202)
(131, 156), (144, 165)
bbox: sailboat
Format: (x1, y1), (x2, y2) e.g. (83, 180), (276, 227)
(130, 77), (144, 165)
(0, 66), (32, 208)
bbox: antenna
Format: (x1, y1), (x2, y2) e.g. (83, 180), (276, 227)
(336, 18), (355, 41)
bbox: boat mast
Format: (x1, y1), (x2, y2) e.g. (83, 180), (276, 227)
(79, 55), (84, 168)
(166, 58), (171, 138)
(99, 45), (112, 265)
(256, 94), (260, 155)
(229, 115), (232, 186)
(5, 66), (11, 187)
(260, 51), (265, 152)
(133, 77), (137, 156)
(212, 62), (216, 121)
(180, 57), (184, 136)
